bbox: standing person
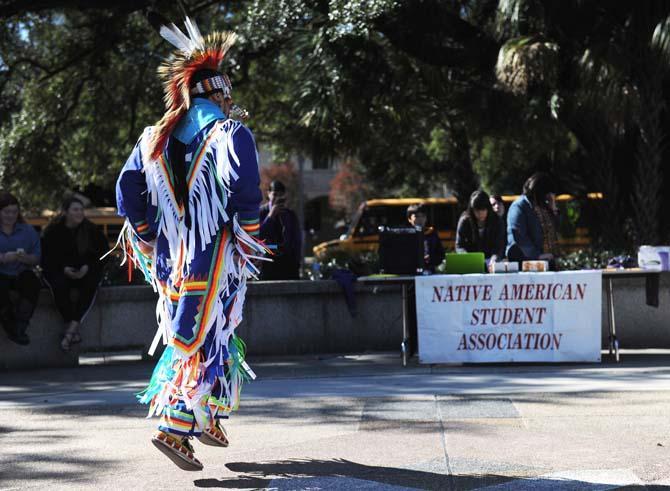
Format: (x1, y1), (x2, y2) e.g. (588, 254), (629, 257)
(506, 172), (560, 263)
(115, 17), (268, 471)
(455, 190), (505, 261)
(41, 197), (109, 351)
(259, 180), (302, 280)
(0, 191), (41, 345)
(405, 203), (445, 357)
(406, 203), (444, 273)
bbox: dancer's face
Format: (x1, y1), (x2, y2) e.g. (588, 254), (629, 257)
(211, 92), (232, 117)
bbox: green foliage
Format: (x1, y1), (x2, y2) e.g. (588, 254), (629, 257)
(308, 249), (379, 279)
(556, 249), (633, 271)
(0, 11), (163, 211)
(1, 0), (670, 246)
(470, 121), (580, 194)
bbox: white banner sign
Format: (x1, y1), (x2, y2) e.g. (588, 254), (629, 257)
(416, 271), (602, 363)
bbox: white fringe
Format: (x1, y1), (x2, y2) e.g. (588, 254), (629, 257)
(133, 120), (270, 426)
(141, 120), (244, 284)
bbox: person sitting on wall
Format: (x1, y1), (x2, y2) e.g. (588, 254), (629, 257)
(406, 203), (444, 274)
(41, 197), (109, 352)
(456, 190), (506, 261)
(259, 180), (302, 280)
(506, 172), (560, 264)
(0, 191), (41, 345)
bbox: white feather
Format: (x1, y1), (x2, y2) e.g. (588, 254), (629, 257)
(159, 23), (192, 54)
(184, 16), (205, 51)
(159, 17), (205, 55)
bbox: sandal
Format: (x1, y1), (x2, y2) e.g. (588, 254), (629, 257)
(60, 331), (75, 352)
(151, 431), (203, 471)
(198, 420), (229, 447)
(60, 323), (80, 352)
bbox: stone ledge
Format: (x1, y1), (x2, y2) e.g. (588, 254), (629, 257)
(1, 275), (669, 371)
(87, 280), (401, 300)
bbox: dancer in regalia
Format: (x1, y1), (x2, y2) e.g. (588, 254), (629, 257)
(115, 16), (268, 471)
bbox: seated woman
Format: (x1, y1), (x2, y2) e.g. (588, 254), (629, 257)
(506, 172), (560, 263)
(455, 190), (505, 261)
(41, 197), (108, 351)
(0, 191), (41, 345)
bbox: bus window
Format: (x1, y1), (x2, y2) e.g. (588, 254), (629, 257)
(346, 205), (364, 237)
(354, 205), (408, 236)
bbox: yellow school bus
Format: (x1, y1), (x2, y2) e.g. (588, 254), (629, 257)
(313, 194), (602, 259)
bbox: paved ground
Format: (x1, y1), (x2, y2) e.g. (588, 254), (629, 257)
(3, 351), (670, 490)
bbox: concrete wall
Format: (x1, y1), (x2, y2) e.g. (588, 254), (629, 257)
(0, 281), (403, 370)
(1, 275), (668, 370)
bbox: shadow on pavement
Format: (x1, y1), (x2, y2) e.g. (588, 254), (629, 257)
(0, 451), (117, 486)
(195, 458), (457, 489)
(193, 458), (670, 490)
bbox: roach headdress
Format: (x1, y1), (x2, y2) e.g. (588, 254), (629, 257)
(148, 15), (237, 160)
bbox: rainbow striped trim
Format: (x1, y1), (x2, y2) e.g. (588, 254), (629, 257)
(162, 284), (180, 305)
(181, 281), (208, 295)
(133, 219), (152, 237)
(240, 218), (260, 237)
(186, 126), (221, 190)
(159, 407), (195, 436)
(172, 230), (227, 355)
(158, 151), (184, 214)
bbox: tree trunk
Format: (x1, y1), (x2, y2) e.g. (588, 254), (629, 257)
(631, 84), (664, 246)
(444, 125), (480, 209)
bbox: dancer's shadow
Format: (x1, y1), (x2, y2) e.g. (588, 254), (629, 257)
(194, 458), (670, 490)
(194, 458), (501, 489)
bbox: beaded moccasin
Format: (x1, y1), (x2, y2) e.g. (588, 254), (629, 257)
(151, 431), (203, 471)
(198, 420), (229, 447)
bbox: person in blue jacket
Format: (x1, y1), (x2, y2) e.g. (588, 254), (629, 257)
(506, 172), (560, 263)
(0, 191), (41, 345)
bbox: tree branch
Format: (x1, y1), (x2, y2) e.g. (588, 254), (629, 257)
(0, 0), (151, 18)
(7, 56), (50, 72)
(374, 0), (499, 70)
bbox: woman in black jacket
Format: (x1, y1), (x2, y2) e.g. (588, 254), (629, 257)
(455, 190), (505, 261)
(41, 197), (108, 351)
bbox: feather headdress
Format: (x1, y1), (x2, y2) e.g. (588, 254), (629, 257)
(148, 15), (237, 160)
